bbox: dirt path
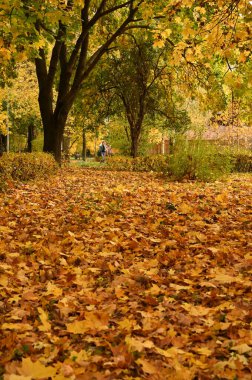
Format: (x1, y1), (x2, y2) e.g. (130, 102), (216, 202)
(0, 168), (251, 379)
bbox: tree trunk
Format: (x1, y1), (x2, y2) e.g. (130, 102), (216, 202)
(82, 128), (86, 161)
(0, 134), (7, 155)
(62, 134), (71, 162)
(27, 124), (35, 152)
(43, 122), (61, 161)
(130, 129), (140, 158)
(35, 52), (69, 164)
(39, 92), (70, 163)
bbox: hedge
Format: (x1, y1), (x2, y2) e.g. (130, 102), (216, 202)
(0, 152), (58, 191)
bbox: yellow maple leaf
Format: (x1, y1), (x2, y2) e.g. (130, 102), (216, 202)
(17, 358), (57, 378)
(45, 282), (63, 296)
(136, 358), (157, 374)
(153, 39), (165, 48)
(70, 350), (90, 364)
(213, 274), (237, 283)
(160, 29), (172, 39)
(231, 343), (251, 354)
(182, 303), (210, 317)
(118, 318), (137, 331)
(170, 283), (190, 291)
(2, 323), (32, 331)
(66, 311), (109, 334)
(195, 347), (213, 356)
(155, 346), (185, 358)
(125, 336), (154, 352)
(38, 307), (51, 332)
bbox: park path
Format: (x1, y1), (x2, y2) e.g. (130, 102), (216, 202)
(0, 168), (251, 379)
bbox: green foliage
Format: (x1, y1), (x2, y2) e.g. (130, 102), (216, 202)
(168, 137), (233, 181)
(0, 152), (58, 191)
(229, 150), (252, 172)
(31, 133), (44, 152)
(105, 138), (234, 182)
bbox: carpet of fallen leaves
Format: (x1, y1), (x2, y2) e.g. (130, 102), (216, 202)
(0, 168), (251, 380)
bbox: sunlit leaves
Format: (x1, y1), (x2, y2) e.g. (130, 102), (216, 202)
(0, 168), (251, 378)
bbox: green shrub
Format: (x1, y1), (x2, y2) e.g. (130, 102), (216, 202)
(230, 151), (252, 172)
(105, 139), (233, 182)
(168, 138), (233, 181)
(0, 152), (58, 191)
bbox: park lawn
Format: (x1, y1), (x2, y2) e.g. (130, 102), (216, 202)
(0, 168), (251, 380)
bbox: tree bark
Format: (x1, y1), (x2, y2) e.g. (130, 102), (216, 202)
(43, 115), (68, 163)
(131, 137), (138, 158)
(130, 123), (141, 158)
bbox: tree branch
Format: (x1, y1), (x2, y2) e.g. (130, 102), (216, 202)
(47, 22), (66, 89)
(89, 1), (132, 27)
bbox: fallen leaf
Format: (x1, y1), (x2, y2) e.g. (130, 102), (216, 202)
(136, 358), (157, 374)
(66, 311), (109, 334)
(231, 343), (251, 354)
(38, 307), (51, 332)
(17, 358), (57, 378)
(2, 323), (33, 331)
(125, 336), (154, 352)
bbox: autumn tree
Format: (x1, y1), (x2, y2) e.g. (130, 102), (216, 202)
(1, 0), (251, 161)
(1, 1), (158, 162)
(98, 37), (172, 157)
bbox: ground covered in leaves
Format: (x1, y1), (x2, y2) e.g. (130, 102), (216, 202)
(0, 168), (251, 380)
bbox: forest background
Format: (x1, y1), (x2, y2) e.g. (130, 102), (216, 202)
(0, 0), (251, 164)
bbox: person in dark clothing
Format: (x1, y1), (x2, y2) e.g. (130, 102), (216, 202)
(98, 141), (106, 162)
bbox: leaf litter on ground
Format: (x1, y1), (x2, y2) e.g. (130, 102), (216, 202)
(0, 168), (251, 380)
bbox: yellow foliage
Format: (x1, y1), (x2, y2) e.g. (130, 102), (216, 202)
(0, 112), (7, 134)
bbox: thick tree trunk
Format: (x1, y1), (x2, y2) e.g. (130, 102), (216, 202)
(131, 139), (138, 158)
(38, 86), (71, 163)
(130, 128), (140, 158)
(43, 119), (66, 163)
(35, 50), (68, 164)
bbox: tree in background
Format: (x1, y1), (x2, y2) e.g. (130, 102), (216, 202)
(68, 73), (112, 160)
(98, 35), (190, 157)
(5, 63), (42, 152)
(101, 38), (162, 157)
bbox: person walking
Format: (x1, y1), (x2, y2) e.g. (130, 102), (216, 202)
(106, 144), (112, 156)
(98, 141), (106, 162)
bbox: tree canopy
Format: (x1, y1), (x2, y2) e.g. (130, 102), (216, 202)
(0, 0), (251, 160)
